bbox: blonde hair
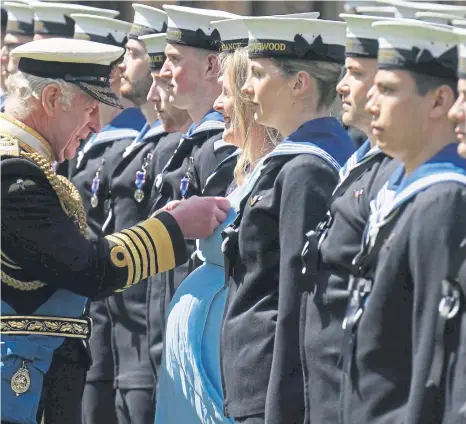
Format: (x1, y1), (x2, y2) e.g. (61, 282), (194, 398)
(219, 47), (280, 185)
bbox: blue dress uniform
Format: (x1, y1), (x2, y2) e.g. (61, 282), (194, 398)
(441, 236), (466, 424)
(72, 109), (146, 424)
(101, 122), (183, 422)
(0, 37), (187, 424)
(341, 144), (466, 424)
(339, 21), (466, 424)
(299, 13), (399, 424)
(221, 119), (355, 424)
(219, 17), (353, 424)
(300, 140), (397, 424)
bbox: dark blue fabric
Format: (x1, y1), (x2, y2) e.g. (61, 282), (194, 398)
(284, 117), (356, 167)
(388, 143), (466, 194)
(186, 109), (224, 137)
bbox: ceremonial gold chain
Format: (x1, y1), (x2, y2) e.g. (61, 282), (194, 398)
(1, 135), (88, 291)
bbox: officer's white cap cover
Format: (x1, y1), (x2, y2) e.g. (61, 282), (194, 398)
(11, 38), (124, 108)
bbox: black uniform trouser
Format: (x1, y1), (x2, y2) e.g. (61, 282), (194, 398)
(81, 381), (117, 424)
(115, 389), (155, 424)
(37, 359), (87, 424)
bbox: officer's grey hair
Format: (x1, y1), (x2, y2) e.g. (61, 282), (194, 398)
(5, 71), (77, 119)
(272, 58), (344, 112)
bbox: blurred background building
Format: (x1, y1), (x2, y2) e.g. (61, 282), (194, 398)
(13, 1), (466, 24)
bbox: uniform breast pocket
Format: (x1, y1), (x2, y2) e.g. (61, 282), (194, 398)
(1, 349), (48, 424)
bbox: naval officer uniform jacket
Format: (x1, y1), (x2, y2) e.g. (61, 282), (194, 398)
(0, 113), (187, 424)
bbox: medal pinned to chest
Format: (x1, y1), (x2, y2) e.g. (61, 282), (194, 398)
(134, 152), (154, 203)
(11, 361), (31, 395)
(91, 158), (105, 208)
(180, 156), (194, 199)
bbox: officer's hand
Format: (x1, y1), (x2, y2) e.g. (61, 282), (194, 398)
(162, 200), (182, 212)
(167, 196), (230, 239)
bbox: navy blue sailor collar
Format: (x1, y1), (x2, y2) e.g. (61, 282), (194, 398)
(282, 117), (355, 169)
(84, 108), (146, 148)
(388, 143), (466, 193)
(370, 142), (466, 221)
(185, 109), (224, 137)
(76, 108), (146, 169)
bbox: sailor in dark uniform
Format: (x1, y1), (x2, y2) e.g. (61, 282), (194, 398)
(135, 32), (194, 387)
(60, 13), (143, 424)
(220, 17), (354, 424)
(444, 27), (466, 424)
(0, 37), (230, 424)
(99, 30), (190, 424)
(340, 21), (466, 424)
(299, 14), (399, 424)
(145, 5), (239, 386)
(70, 7), (168, 424)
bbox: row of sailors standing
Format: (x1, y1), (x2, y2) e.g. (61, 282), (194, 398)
(149, 5), (466, 424)
(69, 5), (238, 424)
(1, 1), (466, 424)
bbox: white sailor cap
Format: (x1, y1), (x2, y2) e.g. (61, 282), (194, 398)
(377, 1), (466, 19)
(241, 17), (346, 64)
(454, 27), (466, 79)
(128, 4), (167, 40)
(4, 1), (34, 36)
(340, 13), (398, 58)
(415, 11), (459, 26)
(12, 38), (124, 108)
(373, 19), (458, 78)
(33, 2), (119, 38)
(355, 6), (397, 18)
(138, 33), (167, 70)
(163, 5), (238, 51)
(71, 14), (131, 47)
(211, 12), (321, 54)
(453, 19), (466, 29)
(344, 1), (381, 12)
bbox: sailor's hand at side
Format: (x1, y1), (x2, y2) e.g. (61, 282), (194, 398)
(166, 196), (230, 239)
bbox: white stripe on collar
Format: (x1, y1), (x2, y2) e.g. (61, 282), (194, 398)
(91, 128), (141, 145)
(190, 120), (224, 136)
